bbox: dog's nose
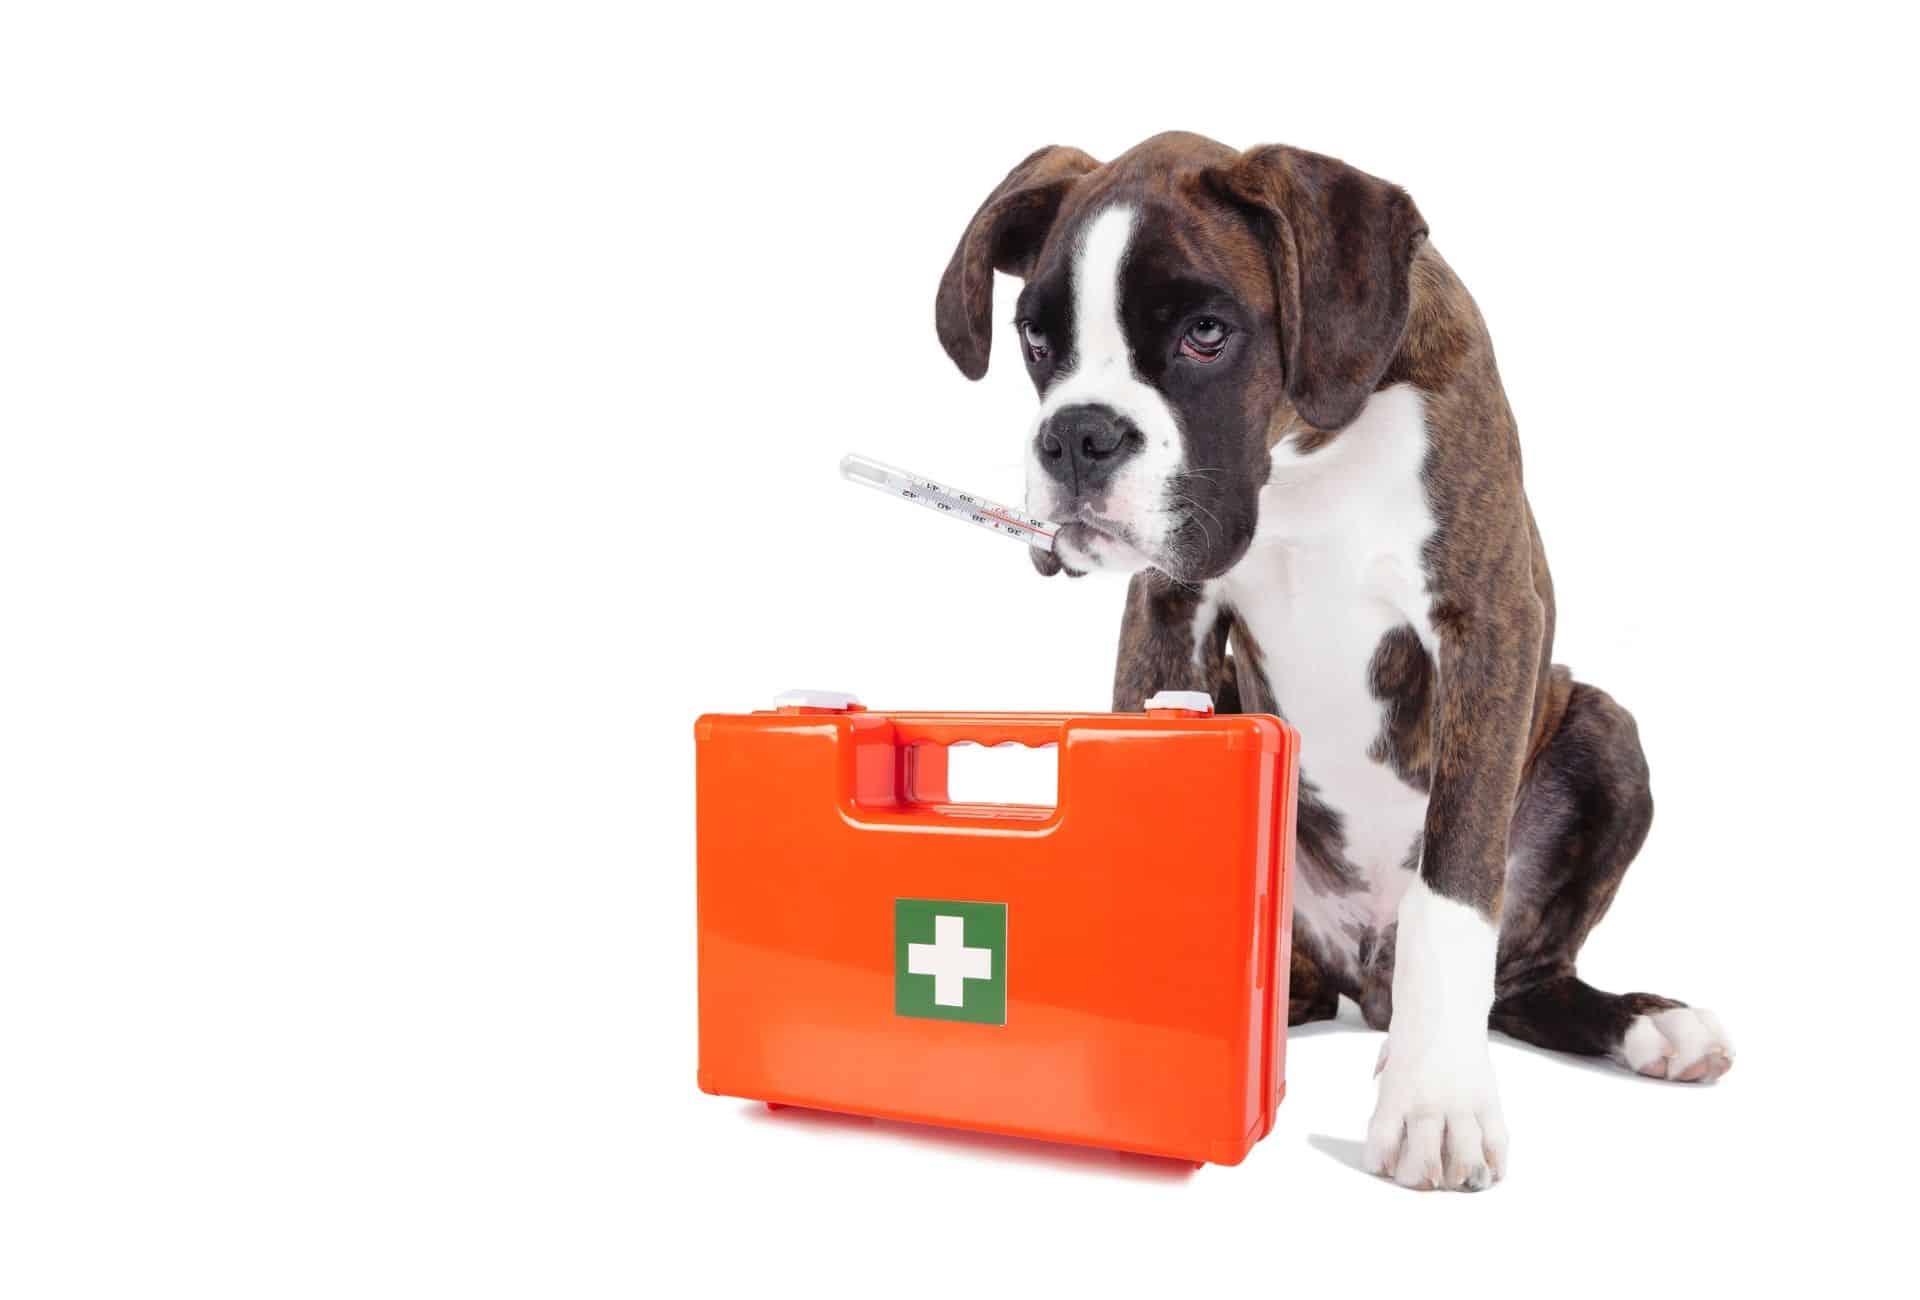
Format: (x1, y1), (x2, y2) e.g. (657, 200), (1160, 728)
(1036, 404), (1141, 495)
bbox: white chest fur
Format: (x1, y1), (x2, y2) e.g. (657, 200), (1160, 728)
(1215, 384), (1438, 958)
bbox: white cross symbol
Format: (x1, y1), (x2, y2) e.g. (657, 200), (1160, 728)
(907, 914), (993, 1007)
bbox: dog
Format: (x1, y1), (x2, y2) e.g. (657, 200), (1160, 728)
(934, 132), (1732, 1190)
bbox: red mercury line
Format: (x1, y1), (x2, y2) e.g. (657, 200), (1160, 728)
(982, 507), (1050, 537)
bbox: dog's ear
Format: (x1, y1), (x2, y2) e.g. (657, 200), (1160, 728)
(935, 145), (1102, 380)
(1200, 145), (1426, 431)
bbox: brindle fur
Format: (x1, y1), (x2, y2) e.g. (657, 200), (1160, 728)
(936, 132), (1712, 1062)
(1367, 624), (1434, 790)
(1110, 572), (1238, 715)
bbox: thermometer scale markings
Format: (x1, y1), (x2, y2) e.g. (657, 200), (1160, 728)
(840, 452), (1060, 552)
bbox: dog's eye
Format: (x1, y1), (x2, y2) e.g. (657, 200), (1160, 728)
(1181, 317), (1230, 362)
(1020, 320), (1050, 360)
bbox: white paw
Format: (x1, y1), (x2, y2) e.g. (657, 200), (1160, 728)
(1616, 1005), (1734, 1082)
(1365, 1041), (1509, 1192)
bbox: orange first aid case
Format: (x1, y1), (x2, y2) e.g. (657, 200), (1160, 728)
(694, 694), (1300, 1166)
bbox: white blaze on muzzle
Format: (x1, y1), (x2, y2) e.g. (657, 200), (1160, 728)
(1025, 204), (1185, 573)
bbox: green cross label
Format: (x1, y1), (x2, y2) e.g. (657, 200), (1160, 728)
(894, 899), (1007, 1025)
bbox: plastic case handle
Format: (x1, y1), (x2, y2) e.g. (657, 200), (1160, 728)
(887, 714), (1069, 749)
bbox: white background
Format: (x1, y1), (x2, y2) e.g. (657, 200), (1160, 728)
(2, 2), (1912, 1295)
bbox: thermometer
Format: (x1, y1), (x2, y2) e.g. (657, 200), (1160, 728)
(839, 452), (1061, 553)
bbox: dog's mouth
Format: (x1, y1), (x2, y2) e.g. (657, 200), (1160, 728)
(1061, 501), (1137, 545)
(1060, 518), (1120, 550)
(1037, 509), (1158, 577)
(1030, 478), (1254, 584)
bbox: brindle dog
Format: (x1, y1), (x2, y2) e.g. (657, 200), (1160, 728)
(934, 132), (1732, 1191)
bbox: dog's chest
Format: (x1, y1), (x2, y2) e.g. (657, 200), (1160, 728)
(1215, 385), (1438, 952)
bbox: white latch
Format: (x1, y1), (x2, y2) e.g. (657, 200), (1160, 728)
(772, 688), (863, 711)
(1144, 690), (1214, 714)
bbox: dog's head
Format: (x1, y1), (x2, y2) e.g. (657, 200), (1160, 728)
(935, 132), (1427, 581)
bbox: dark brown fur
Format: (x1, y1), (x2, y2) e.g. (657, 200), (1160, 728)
(1288, 940), (1340, 1027)
(1366, 624), (1434, 790)
(1110, 571), (1237, 715)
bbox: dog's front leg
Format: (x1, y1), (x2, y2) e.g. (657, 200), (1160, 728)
(1109, 571), (1232, 712)
(1365, 584), (1544, 1192)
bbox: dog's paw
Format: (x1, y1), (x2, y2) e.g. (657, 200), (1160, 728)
(1364, 1041), (1508, 1192)
(1616, 1006), (1734, 1082)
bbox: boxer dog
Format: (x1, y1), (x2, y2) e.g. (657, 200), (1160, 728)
(934, 132), (1732, 1190)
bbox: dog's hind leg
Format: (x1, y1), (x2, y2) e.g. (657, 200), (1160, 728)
(1287, 932), (1341, 1026)
(1490, 677), (1734, 1082)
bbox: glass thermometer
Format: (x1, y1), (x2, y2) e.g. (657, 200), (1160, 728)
(839, 452), (1060, 553)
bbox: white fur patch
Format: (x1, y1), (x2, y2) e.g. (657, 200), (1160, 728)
(1218, 384), (1437, 959)
(1025, 204), (1183, 568)
(1364, 875), (1507, 1191)
(1187, 589), (1222, 674)
(1617, 1005), (1735, 1082)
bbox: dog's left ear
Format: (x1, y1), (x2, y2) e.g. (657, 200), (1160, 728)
(935, 145), (1103, 380)
(1199, 145), (1427, 431)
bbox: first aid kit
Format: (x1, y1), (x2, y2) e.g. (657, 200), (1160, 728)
(694, 689), (1301, 1165)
